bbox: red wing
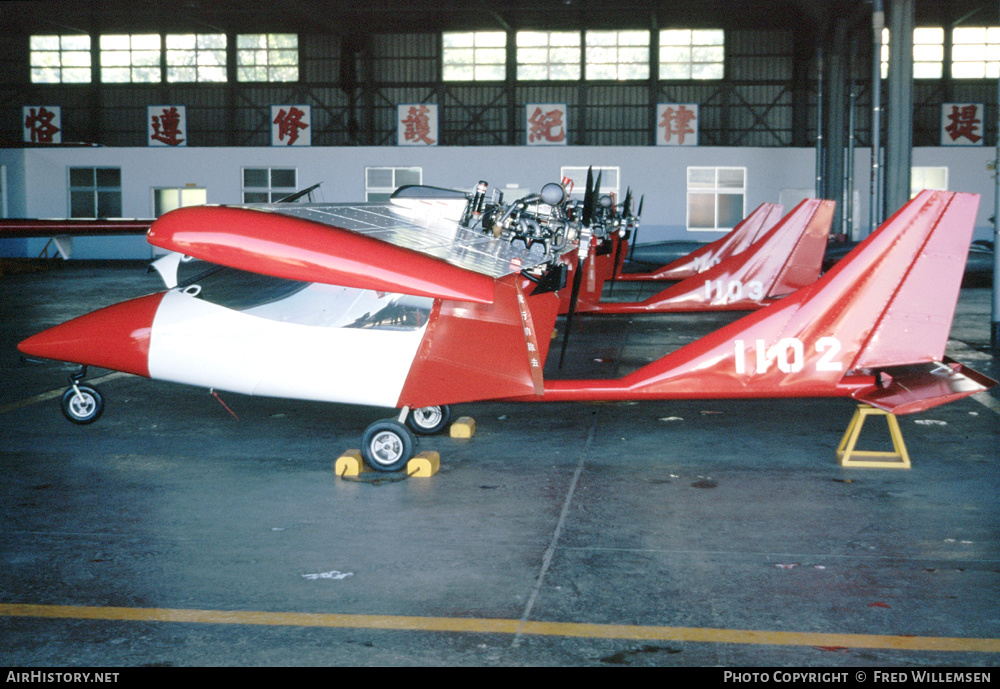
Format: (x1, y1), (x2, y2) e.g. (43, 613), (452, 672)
(147, 203), (550, 305)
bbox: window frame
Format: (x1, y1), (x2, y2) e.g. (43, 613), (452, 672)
(99, 34), (162, 83)
(166, 33), (227, 83)
(30, 34), (92, 84)
(241, 167), (298, 203)
(68, 167), (123, 219)
(658, 29), (725, 80)
(442, 31), (507, 81)
(910, 167), (948, 197)
(880, 27), (945, 79)
(236, 34), (299, 83)
(584, 30), (650, 81)
(152, 186), (208, 218)
(559, 166), (620, 202)
(951, 26), (1000, 79)
(365, 167), (422, 202)
(686, 166), (746, 232)
(516, 31), (581, 81)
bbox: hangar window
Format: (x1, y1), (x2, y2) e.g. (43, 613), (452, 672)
(366, 167), (422, 202)
(559, 166), (620, 202)
(659, 29), (724, 80)
(516, 31), (581, 80)
(30, 35), (91, 84)
(153, 187), (208, 217)
(911, 167), (948, 197)
(686, 167), (745, 232)
(913, 28), (944, 78)
(237, 34), (299, 82)
(585, 31), (649, 80)
(166, 34), (227, 83)
(100, 34), (162, 83)
(443, 32), (507, 81)
(242, 168), (297, 203)
(69, 167), (122, 219)
(952, 27), (1000, 79)
(880, 27), (944, 79)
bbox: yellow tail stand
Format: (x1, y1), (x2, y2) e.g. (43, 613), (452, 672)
(836, 404), (911, 469)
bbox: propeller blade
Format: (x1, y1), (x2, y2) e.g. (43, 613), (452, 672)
(558, 253), (586, 369)
(623, 188), (632, 219)
(276, 182), (322, 203)
(582, 167), (595, 227)
(629, 194), (644, 261)
(609, 234), (624, 295)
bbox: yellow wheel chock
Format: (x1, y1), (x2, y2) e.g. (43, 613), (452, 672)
(334, 449), (440, 478)
(335, 449), (366, 477)
(836, 404), (911, 469)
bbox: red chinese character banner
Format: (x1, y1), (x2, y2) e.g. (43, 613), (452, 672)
(941, 103), (983, 146)
(147, 106), (187, 147)
(526, 103), (567, 146)
(656, 103), (698, 146)
(23, 106), (61, 144)
(271, 105), (311, 146)
(397, 104), (438, 146)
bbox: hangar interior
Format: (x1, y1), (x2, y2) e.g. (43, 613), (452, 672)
(1, 0), (999, 667)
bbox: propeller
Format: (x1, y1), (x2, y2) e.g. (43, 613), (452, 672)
(628, 194), (644, 262)
(608, 188), (632, 295)
(558, 167), (599, 369)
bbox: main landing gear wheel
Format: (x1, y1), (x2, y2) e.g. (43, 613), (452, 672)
(61, 384), (104, 425)
(361, 419), (417, 473)
(405, 405), (452, 435)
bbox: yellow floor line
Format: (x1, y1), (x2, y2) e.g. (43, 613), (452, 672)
(2, 603), (998, 653)
(0, 372), (131, 415)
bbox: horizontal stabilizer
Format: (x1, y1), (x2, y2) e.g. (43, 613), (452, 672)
(853, 359), (995, 415)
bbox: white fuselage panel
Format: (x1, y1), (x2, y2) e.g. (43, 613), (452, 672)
(147, 289), (427, 407)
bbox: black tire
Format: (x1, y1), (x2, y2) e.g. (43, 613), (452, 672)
(405, 405), (452, 435)
(361, 419), (417, 472)
(61, 385), (104, 425)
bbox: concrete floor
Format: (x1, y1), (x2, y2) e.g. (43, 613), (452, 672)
(1, 260), (998, 667)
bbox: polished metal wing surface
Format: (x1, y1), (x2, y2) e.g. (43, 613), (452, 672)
(251, 198), (550, 278)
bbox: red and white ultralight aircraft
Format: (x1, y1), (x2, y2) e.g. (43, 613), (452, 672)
(17, 184), (996, 471)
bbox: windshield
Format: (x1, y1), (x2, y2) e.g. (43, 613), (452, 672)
(174, 260), (433, 331)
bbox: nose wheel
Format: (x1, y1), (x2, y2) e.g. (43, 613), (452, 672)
(359, 405), (453, 473)
(61, 383), (104, 425)
(360, 419), (417, 472)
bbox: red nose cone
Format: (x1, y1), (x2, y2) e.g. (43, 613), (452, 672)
(18, 293), (164, 377)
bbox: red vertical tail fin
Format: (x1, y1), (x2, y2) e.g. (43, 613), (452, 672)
(582, 199), (832, 313)
(629, 202), (784, 281)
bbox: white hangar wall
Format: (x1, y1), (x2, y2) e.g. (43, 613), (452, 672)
(0, 145), (996, 259)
